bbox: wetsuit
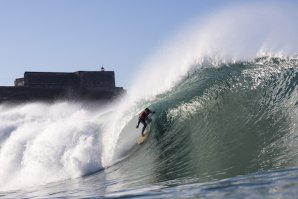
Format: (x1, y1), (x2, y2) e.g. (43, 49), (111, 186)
(137, 110), (151, 135)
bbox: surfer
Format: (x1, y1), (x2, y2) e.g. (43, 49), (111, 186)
(136, 108), (155, 136)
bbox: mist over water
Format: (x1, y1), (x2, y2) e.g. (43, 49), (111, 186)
(130, 2), (298, 100)
(0, 2), (298, 198)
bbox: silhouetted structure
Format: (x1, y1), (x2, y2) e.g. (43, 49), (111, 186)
(0, 70), (125, 103)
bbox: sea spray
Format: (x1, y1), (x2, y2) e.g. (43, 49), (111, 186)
(129, 3), (298, 101)
(0, 102), (106, 190)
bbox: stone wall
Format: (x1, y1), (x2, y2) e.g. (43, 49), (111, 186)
(76, 71), (115, 89)
(20, 71), (116, 89)
(24, 72), (79, 88)
(0, 70), (125, 103)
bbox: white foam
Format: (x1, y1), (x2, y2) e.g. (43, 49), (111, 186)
(0, 102), (107, 190)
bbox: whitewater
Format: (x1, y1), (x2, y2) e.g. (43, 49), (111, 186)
(1, 2), (298, 198)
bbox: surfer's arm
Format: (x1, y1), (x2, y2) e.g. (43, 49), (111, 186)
(149, 110), (155, 114)
(136, 118), (141, 128)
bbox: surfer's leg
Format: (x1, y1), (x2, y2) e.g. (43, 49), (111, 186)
(141, 120), (147, 135)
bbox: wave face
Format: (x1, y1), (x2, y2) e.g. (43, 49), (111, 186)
(108, 57), (298, 188)
(152, 57), (298, 178)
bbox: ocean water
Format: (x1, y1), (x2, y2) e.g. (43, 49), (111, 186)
(0, 57), (298, 198)
(1, 3), (298, 199)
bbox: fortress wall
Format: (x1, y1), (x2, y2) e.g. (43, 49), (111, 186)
(76, 71), (115, 88)
(0, 86), (66, 102)
(24, 72), (80, 88)
(0, 70), (125, 103)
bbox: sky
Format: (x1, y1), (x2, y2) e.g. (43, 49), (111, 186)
(0, 0), (294, 88)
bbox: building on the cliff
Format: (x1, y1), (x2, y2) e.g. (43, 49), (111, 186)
(0, 69), (125, 103)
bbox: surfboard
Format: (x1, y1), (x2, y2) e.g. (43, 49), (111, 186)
(137, 131), (149, 144)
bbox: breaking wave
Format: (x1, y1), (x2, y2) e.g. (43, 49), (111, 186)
(0, 2), (298, 195)
(118, 57), (298, 184)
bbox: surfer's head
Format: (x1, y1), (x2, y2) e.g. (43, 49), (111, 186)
(145, 108), (150, 113)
